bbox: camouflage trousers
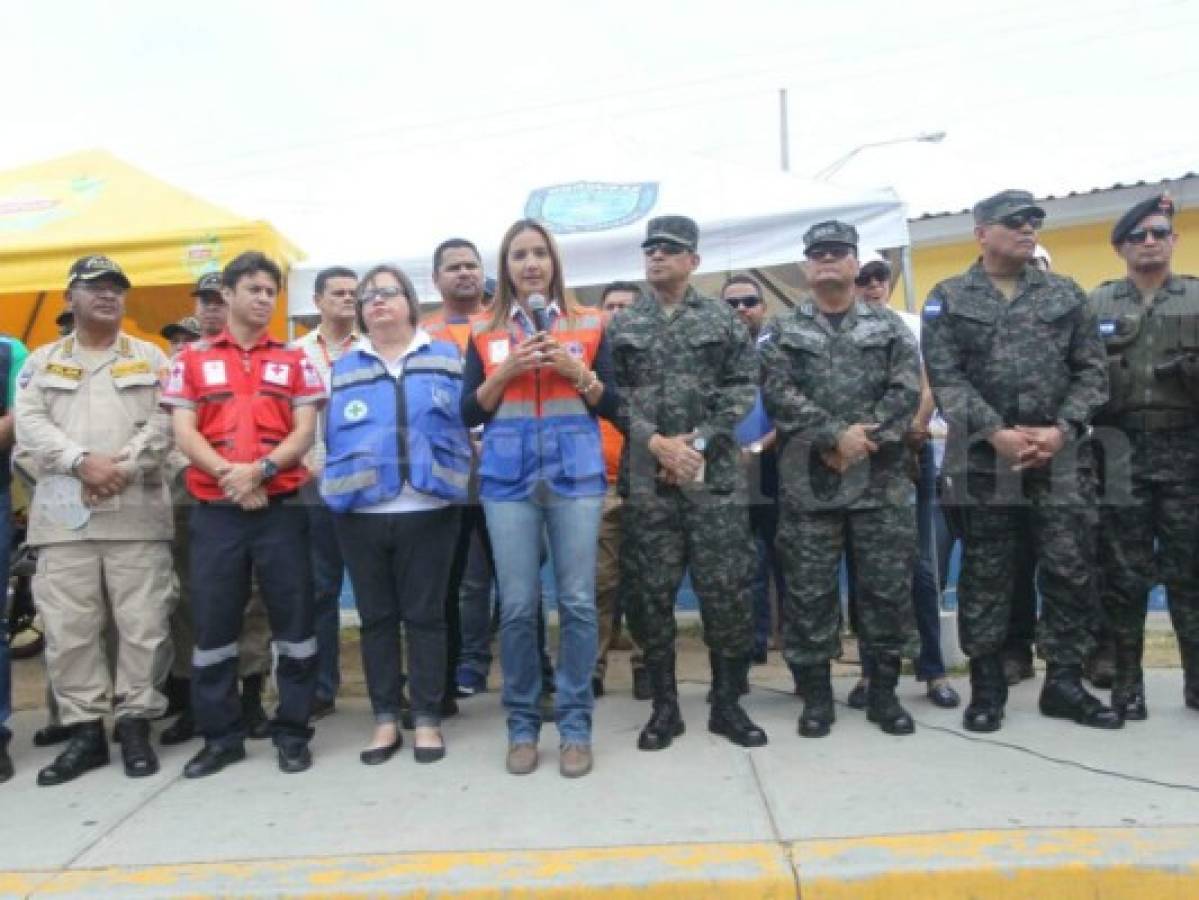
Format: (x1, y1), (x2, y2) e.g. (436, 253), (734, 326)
(953, 470), (1099, 665)
(1098, 429), (1199, 653)
(621, 488), (755, 664)
(777, 503), (916, 667)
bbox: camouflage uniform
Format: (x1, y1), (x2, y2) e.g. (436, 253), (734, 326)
(1092, 273), (1199, 710)
(761, 300), (921, 667)
(922, 260), (1108, 666)
(610, 286), (758, 663)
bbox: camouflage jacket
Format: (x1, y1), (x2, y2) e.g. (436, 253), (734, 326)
(922, 260), (1107, 476)
(608, 285), (757, 496)
(760, 299), (921, 508)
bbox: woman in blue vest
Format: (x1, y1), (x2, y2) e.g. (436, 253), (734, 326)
(323, 264), (472, 766)
(461, 219), (619, 778)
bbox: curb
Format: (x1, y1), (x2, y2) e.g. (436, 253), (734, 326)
(3, 828), (1198, 897)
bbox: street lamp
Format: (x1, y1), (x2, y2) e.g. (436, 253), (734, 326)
(813, 131), (946, 181)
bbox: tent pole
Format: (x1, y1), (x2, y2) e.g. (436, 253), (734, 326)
(23, 291), (47, 344)
(750, 268), (795, 309)
(900, 245), (916, 312)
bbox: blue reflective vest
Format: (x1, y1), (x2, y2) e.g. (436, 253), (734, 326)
(322, 340), (472, 512)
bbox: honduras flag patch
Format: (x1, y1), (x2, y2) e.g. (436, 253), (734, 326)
(1099, 320), (1116, 336)
(922, 299), (943, 321)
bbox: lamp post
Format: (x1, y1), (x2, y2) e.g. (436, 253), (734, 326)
(813, 131), (946, 181)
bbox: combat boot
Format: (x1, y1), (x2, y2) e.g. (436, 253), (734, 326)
(963, 654), (1006, 732)
(37, 721), (109, 787)
(241, 674), (271, 740)
(1039, 664), (1122, 729)
(638, 654), (684, 751)
(708, 656), (767, 747)
(1110, 636), (1148, 722)
(796, 663), (835, 738)
(114, 718), (159, 778)
(705, 651), (748, 704)
(1082, 641), (1116, 689)
(866, 653), (915, 735)
(1181, 644), (1199, 711)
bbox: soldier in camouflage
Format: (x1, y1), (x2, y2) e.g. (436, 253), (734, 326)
(761, 220), (922, 738)
(1092, 193), (1199, 718)
(923, 189), (1120, 733)
(609, 215), (767, 751)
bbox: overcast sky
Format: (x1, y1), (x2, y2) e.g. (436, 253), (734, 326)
(4, 0), (1197, 250)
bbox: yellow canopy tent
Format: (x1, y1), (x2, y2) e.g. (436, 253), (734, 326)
(0, 150), (302, 350)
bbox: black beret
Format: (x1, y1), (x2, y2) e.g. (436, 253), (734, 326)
(1111, 193), (1175, 245)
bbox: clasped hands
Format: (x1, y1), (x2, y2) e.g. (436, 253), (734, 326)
(76, 451), (130, 506)
(650, 431), (704, 486)
(989, 425), (1065, 471)
(216, 462), (268, 510)
(820, 423), (879, 473)
(499, 333), (589, 385)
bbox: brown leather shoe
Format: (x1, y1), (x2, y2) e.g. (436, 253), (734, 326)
(505, 742), (538, 776)
(559, 743), (593, 778)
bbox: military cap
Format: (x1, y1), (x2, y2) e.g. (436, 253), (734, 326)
(641, 215), (699, 251)
(1111, 193), (1176, 245)
(68, 254), (131, 290)
(160, 316), (201, 342)
(191, 271), (224, 296)
(972, 189), (1045, 225)
(803, 220), (859, 250)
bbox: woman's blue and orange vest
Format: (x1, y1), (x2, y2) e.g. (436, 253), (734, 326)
(321, 339), (472, 512)
(471, 309), (606, 500)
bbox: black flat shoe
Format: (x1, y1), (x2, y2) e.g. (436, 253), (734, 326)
(414, 744), (446, 764)
(278, 744), (313, 774)
(183, 743), (246, 779)
(926, 680), (961, 709)
(360, 736), (403, 766)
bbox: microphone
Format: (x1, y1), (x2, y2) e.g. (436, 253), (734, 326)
(528, 293), (550, 335)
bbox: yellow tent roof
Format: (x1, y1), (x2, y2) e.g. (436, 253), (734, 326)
(0, 149), (302, 294)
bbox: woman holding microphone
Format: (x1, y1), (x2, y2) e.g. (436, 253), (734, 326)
(461, 219), (618, 778)
(323, 264), (472, 766)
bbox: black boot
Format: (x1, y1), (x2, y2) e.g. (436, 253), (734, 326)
(638, 655), (685, 751)
(867, 653), (914, 735)
(632, 665), (651, 702)
(37, 721), (109, 787)
(705, 651), (748, 703)
(241, 674), (271, 740)
(1111, 636), (1148, 722)
(796, 663), (835, 738)
(160, 708), (195, 746)
(1039, 664), (1123, 729)
(1181, 644), (1199, 711)
(1082, 641), (1116, 689)
(708, 656), (767, 747)
(115, 718), (159, 778)
(963, 654), (1006, 732)
(0, 731), (12, 783)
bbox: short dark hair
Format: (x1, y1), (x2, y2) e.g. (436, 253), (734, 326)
(222, 252), (282, 291)
(601, 281), (641, 303)
(356, 264), (420, 334)
(315, 266), (357, 296)
(433, 238), (481, 274)
(721, 274), (762, 298)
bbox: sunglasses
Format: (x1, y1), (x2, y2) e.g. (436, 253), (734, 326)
(359, 285), (408, 303)
(643, 243), (688, 257)
(805, 245), (853, 261)
(725, 296), (762, 310)
(1124, 226), (1173, 245)
(854, 274), (888, 287)
(997, 212), (1044, 231)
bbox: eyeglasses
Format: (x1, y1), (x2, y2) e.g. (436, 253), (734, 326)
(725, 296), (762, 310)
(805, 245), (853, 262)
(854, 274), (888, 287)
(997, 212), (1044, 231)
(643, 243), (688, 257)
(359, 286), (407, 303)
(1124, 226), (1173, 244)
(74, 280), (125, 295)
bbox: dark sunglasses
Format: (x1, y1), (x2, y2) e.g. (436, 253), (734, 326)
(1124, 226), (1173, 244)
(643, 242), (688, 257)
(997, 212), (1044, 231)
(725, 296), (762, 310)
(854, 273), (887, 287)
(359, 285), (407, 303)
(805, 245), (853, 262)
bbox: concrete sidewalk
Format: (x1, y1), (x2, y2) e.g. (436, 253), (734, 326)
(1, 661), (1197, 897)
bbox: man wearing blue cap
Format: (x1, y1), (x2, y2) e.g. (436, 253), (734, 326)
(1091, 193), (1199, 718)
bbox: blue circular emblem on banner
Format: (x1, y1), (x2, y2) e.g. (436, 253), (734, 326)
(524, 181), (659, 234)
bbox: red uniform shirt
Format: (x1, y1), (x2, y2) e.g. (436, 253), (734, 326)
(161, 329), (326, 500)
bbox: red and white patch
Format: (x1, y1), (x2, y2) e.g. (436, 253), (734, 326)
(300, 357), (323, 389)
(488, 339), (510, 365)
(202, 359), (227, 386)
(263, 362), (291, 386)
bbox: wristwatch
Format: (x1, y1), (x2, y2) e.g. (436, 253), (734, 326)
(258, 457), (279, 483)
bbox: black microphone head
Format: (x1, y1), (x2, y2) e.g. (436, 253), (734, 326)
(527, 293), (549, 333)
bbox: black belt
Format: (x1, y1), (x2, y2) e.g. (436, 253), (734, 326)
(1115, 409), (1197, 432)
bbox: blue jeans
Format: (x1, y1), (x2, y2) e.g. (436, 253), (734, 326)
(484, 489), (601, 745)
(305, 487), (344, 703)
(856, 443), (947, 681)
(457, 522), (496, 678)
(0, 488), (14, 740)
